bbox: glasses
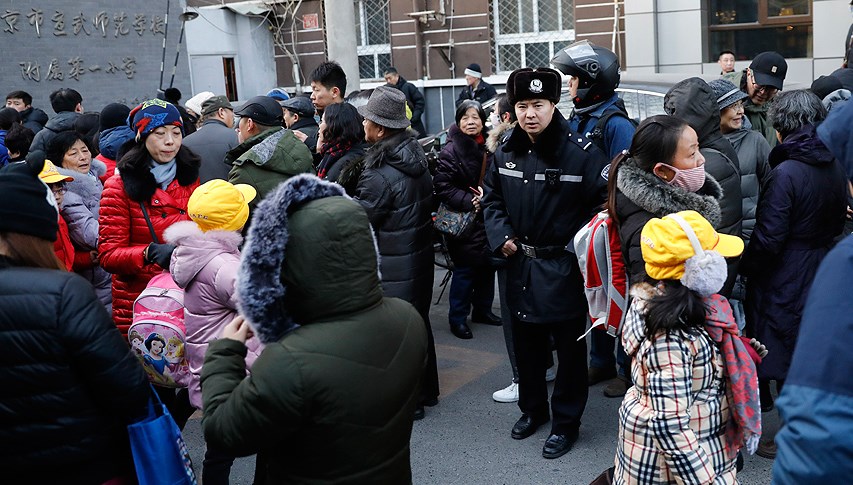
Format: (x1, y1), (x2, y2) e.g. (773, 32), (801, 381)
(50, 184), (67, 195)
(725, 101), (744, 112)
(748, 71), (778, 95)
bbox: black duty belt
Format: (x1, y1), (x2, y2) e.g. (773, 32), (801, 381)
(518, 243), (566, 259)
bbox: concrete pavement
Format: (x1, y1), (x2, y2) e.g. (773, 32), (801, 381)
(181, 266), (777, 484)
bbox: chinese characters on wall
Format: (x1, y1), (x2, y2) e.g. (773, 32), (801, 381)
(4, 8), (163, 83)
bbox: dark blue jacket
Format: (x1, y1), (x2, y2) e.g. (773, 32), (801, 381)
(818, 95), (853, 182)
(568, 93), (636, 161)
(772, 235), (853, 484)
(742, 124), (847, 380)
(0, 130), (9, 167)
(98, 125), (135, 162)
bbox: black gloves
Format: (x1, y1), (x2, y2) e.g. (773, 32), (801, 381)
(145, 243), (176, 270)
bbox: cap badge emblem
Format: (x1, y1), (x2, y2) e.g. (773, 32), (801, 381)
(529, 79), (543, 93)
(771, 66), (777, 73)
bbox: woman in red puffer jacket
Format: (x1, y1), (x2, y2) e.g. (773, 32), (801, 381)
(99, 99), (200, 337)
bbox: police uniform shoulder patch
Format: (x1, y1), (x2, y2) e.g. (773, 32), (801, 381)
(568, 131), (593, 151)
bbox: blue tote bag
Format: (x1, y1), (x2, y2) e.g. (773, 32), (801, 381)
(127, 386), (197, 485)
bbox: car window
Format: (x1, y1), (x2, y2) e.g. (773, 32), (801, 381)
(616, 89), (640, 121)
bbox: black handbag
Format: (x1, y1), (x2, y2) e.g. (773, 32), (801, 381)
(433, 151), (488, 237)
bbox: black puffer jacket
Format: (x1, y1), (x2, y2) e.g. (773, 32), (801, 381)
(725, 126), (771, 242)
(355, 130), (434, 316)
(0, 256), (149, 484)
(664, 77), (743, 238)
(614, 158), (724, 283)
(434, 124), (492, 266)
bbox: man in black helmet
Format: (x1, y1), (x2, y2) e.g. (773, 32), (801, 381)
(552, 41), (636, 162)
(551, 41), (636, 398)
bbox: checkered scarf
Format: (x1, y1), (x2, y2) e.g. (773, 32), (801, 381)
(703, 294), (761, 458)
(317, 139), (353, 179)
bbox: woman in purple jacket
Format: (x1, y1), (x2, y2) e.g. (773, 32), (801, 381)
(165, 179), (263, 485)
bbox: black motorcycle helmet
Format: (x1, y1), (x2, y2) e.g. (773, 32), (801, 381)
(551, 40), (621, 109)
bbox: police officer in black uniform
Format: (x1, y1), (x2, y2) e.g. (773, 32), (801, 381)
(481, 67), (609, 459)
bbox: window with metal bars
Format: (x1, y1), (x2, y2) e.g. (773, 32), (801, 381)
(492, 0), (576, 72)
(355, 0), (391, 80)
(707, 0), (813, 61)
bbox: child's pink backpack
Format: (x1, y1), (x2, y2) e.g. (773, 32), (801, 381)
(129, 272), (191, 388)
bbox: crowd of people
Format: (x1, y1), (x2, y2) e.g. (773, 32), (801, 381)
(1, 36), (852, 484)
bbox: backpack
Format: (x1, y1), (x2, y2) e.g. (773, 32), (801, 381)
(129, 272), (191, 388)
(586, 99), (638, 156)
(572, 211), (628, 339)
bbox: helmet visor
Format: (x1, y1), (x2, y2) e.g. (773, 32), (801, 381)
(564, 40), (601, 80)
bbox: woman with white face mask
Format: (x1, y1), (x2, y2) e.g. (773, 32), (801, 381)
(604, 115), (726, 290)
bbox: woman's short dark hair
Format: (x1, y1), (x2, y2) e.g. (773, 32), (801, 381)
(769, 89), (827, 139)
(0, 107), (21, 130)
(604, 115), (689, 221)
(455, 100), (486, 127)
(47, 130), (89, 168)
(321, 102), (364, 146)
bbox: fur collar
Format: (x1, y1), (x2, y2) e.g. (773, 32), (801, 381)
(486, 120), (516, 154)
(617, 158), (723, 228)
(237, 175), (346, 344)
(501, 108), (569, 156)
(118, 147), (200, 202)
(447, 124), (484, 162)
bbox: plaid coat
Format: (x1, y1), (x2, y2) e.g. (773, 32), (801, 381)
(614, 290), (737, 484)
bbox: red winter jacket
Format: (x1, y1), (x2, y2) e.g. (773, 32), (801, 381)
(95, 153), (117, 185)
(99, 150), (200, 336)
(54, 216), (75, 271)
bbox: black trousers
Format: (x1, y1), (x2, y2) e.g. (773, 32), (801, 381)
(512, 314), (588, 435)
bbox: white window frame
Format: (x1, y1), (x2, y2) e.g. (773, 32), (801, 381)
(355, 0), (391, 80)
(492, 0), (576, 73)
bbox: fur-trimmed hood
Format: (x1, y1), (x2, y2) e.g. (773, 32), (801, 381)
(237, 175), (383, 344)
(617, 157), (723, 228)
(117, 146), (200, 202)
(486, 120), (516, 154)
(55, 158), (107, 212)
(165, 221), (243, 289)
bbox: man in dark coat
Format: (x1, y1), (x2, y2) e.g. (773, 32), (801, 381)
(456, 63), (497, 107)
(281, 95), (320, 153)
(354, 86), (438, 420)
(5, 90), (48, 134)
(384, 67), (427, 137)
(183, 95), (239, 183)
(482, 67), (608, 459)
(664, 77), (743, 295)
(29, 88), (83, 153)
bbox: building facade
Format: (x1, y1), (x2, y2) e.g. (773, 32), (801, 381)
(184, 0), (849, 132)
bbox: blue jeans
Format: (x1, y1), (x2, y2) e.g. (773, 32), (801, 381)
(448, 264), (496, 325)
(589, 328), (629, 378)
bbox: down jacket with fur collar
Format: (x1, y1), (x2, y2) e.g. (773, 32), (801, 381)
(98, 147), (199, 335)
(615, 157), (723, 284)
(57, 159), (112, 309)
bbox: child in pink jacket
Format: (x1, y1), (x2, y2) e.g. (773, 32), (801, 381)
(165, 179), (262, 483)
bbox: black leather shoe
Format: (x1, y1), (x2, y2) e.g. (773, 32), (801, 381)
(450, 322), (473, 339)
(471, 311), (502, 326)
(542, 430), (578, 459)
(511, 414), (549, 440)
(422, 397), (439, 407)
(413, 406), (425, 421)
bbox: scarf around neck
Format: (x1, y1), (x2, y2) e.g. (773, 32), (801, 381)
(703, 294), (762, 459)
(317, 139), (354, 179)
(150, 158), (177, 190)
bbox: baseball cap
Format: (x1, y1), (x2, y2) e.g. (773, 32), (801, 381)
(280, 96), (315, 118)
(187, 179), (257, 232)
(234, 96), (283, 126)
(749, 51), (787, 91)
(641, 210), (743, 282)
(39, 159), (75, 184)
(201, 95), (234, 116)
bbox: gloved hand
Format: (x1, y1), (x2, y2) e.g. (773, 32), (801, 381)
(739, 336), (768, 364)
(749, 338), (769, 359)
(145, 243), (176, 270)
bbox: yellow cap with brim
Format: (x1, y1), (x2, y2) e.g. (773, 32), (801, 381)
(187, 179), (257, 232)
(38, 160), (74, 184)
(641, 210), (744, 281)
